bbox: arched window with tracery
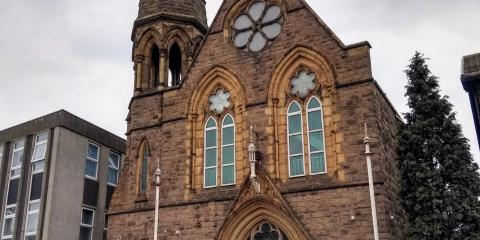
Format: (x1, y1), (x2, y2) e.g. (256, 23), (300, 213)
(139, 143), (149, 193)
(247, 221), (289, 240)
(204, 117), (218, 188)
(221, 114), (235, 186)
(285, 70), (327, 177)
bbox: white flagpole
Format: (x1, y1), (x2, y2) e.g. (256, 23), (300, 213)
(154, 158), (161, 240)
(364, 123), (379, 240)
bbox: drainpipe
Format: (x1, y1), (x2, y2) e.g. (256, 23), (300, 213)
(364, 123), (379, 240)
(154, 159), (162, 240)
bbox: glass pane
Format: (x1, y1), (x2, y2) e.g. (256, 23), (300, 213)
(308, 110), (323, 130)
(87, 144), (99, 160)
(85, 160), (97, 178)
(222, 127), (234, 145)
(262, 5), (281, 23)
(249, 32), (267, 52)
(311, 152), (326, 174)
(36, 133), (48, 143)
(109, 153), (119, 168)
(205, 130), (217, 148)
(140, 174), (147, 193)
(308, 97), (321, 109)
(12, 151), (23, 168)
(262, 23), (281, 39)
(206, 118), (216, 129)
(288, 102), (301, 113)
(32, 161), (45, 172)
(234, 30), (252, 48)
(205, 168), (216, 187)
(205, 148), (217, 167)
(29, 202), (40, 211)
(32, 143), (47, 161)
(82, 209), (94, 225)
(2, 217), (14, 236)
(141, 157), (148, 178)
(291, 71), (316, 98)
(222, 145), (234, 165)
(223, 115), (233, 125)
(14, 140), (25, 149)
(222, 165), (234, 185)
(7, 179), (19, 205)
(80, 227), (92, 240)
(288, 134), (303, 155)
(25, 235), (36, 240)
(309, 131), (324, 152)
(26, 212), (39, 233)
(10, 168), (21, 178)
(234, 14), (252, 30)
(30, 173), (43, 201)
(290, 155), (304, 176)
(288, 115), (302, 134)
(5, 207), (16, 216)
(108, 169), (118, 185)
(249, 1), (266, 21)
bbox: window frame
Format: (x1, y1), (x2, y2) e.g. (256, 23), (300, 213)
(221, 114), (236, 186)
(107, 152), (120, 187)
(306, 96), (327, 175)
(1, 206), (16, 239)
(204, 117), (218, 188)
(85, 143), (100, 180)
(286, 101), (306, 178)
(139, 146), (149, 194)
(10, 139), (25, 179)
(80, 207), (95, 240)
(24, 200), (41, 239)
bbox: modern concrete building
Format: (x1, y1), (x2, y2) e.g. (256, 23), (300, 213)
(0, 110), (126, 240)
(461, 53), (480, 149)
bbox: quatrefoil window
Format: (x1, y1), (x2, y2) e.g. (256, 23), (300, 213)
(233, 1), (283, 52)
(249, 222), (288, 240)
(290, 70), (317, 98)
(208, 89), (232, 115)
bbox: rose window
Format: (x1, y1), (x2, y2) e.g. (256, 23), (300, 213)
(290, 70), (317, 98)
(248, 222), (288, 240)
(208, 89), (232, 115)
(233, 1), (283, 52)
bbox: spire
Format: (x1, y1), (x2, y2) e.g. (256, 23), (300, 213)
(136, 0), (208, 28)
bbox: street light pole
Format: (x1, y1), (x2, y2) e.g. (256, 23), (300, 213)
(364, 124), (379, 240)
(153, 159), (161, 240)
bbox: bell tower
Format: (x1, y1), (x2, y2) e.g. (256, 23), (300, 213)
(132, 0), (208, 93)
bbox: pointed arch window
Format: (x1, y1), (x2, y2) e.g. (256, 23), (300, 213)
(204, 117), (218, 188)
(286, 97), (327, 177)
(307, 97), (326, 174)
(168, 43), (182, 87)
(221, 114), (235, 186)
(151, 44), (160, 87)
(287, 101), (305, 177)
(139, 144), (149, 193)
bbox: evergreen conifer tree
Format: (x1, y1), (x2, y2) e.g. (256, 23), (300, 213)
(397, 52), (480, 239)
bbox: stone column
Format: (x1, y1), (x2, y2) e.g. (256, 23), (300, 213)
(158, 49), (167, 90)
(134, 55), (145, 94)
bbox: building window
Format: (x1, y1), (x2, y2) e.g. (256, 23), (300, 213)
(80, 208), (95, 240)
(85, 143), (99, 180)
(2, 139), (25, 240)
(287, 101), (305, 177)
(0, 144), (4, 171)
(286, 97), (327, 177)
(151, 45), (160, 87)
(168, 43), (182, 87)
(221, 114), (235, 186)
(204, 117), (218, 188)
(139, 146), (149, 193)
(107, 152), (120, 186)
(306, 97), (326, 174)
(24, 132), (48, 240)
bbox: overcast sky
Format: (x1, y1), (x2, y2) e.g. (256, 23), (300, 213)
(0, 0), (479, 161)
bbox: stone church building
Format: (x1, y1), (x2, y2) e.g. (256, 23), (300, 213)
(108, 0), (403, 239)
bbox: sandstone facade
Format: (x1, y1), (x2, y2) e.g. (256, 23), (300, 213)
(108, 0), (404, 239)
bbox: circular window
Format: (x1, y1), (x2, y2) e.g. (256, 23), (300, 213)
(232, 1), (283, 52)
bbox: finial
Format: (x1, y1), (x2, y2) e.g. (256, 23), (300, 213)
(363, 123), (371, 144)
(250, 125), (255, 144)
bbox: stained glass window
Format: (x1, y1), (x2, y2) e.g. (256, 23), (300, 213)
(209, 89), (232, 115)
(233, 1), (283, 52)
(307, 97), (326, 174)
(287, 101), (305, 177)
(204, 117), (218, 188)
(222, 114), (235, 185)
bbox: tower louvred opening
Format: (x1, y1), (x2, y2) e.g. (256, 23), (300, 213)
(168, 43), (182, 87)
(151, 45), (160, 87)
